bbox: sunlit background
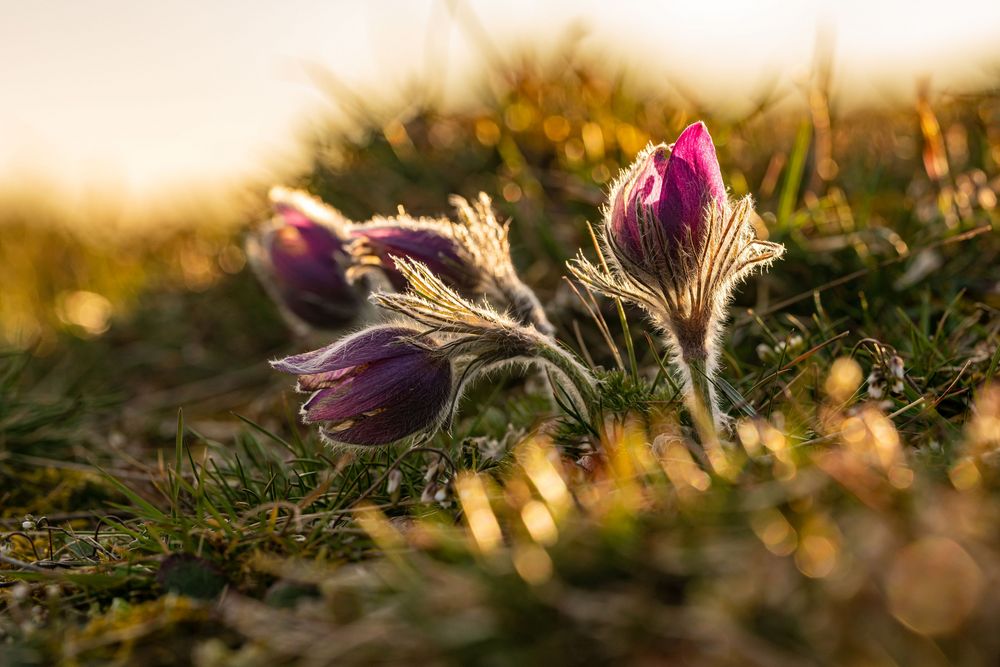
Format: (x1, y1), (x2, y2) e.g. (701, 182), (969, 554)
(2, 0), (999, 349)
(4, 0), (1000, 202)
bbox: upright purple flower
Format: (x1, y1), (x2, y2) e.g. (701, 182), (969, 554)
(608, 122), (727, 276)
(247, 188), (367, 334)
(570, 122), (784, 429)
(272, 326), (452, 447)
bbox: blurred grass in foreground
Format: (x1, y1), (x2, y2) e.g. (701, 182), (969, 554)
(1, 44), (1000, 666)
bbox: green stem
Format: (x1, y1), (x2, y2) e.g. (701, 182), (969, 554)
(685, 355), (718, 432)
(534, 338), (599, 419)
(505, 279), (556, 338)
(614, 298), (639, 381)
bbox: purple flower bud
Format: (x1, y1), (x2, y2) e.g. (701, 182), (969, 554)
(272, 326), (452, 447)
(249, 189), (366, 331)
(350, 224), (480, 293)
(610, 122), (726, 267)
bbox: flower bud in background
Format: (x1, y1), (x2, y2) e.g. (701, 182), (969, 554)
(349, 193), (554, 336)
(570, 122), (784, 428)
(349, 218), (479, 293)
(246, 187), (368, 335)
(272, 325), (452, 448)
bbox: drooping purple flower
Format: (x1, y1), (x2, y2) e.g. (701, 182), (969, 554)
(349, 223), (481, 293)
(248, 188), (366, 331)
(345, 195), (556, 336)
(609, 122), (726, 268)
(272, 326), (452, 447)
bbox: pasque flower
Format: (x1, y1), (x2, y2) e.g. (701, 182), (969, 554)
(372, 258), (597, 420)
(570, 122), (784, 427)
(351, 223), (478, 292)
(272, 326), (452, 447)
(349, 193), (554, 336)
(247, 187), (367, 334)
(274, 257), (597, 449)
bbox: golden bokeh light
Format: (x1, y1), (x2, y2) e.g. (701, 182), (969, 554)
(656, 435), (711, 494)
(520, 500), (558, 547)
(55, 290), (113, 336)
(825, 357), (863, 403)
(750, 508), (797, 557)
(455, 473), (504, 555)
(794, 535), (838, 578)
(512, 543), (553, 586)
(517, 439), (572, 516)
(794, 516), (842, 579)
(886, 537), (984, 636)
(967, 384), (1000, 454)
(736, 419), (762, 456)
(840, 407), (905, 474)
(950, 458), (983, 491)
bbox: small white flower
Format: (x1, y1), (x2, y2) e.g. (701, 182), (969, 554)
(867, 369), (886, 400)
(386, 468), (403, 495)
(889, 354), (905, 380)
(424, 458), (441, 483)
(420, 484), (437, 504)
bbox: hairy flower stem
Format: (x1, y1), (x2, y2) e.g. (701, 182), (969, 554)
(683, 354), (719, 435)
(533, 338), (598, 421)
(503, 281), (555, 337)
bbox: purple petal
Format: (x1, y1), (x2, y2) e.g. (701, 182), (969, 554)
(301, 351), (445, 422)
(351, 225), (479, 291)
(610, 145), (669, 261)
(296, 366), (353, 392)
(302, 348), (452, 446)
(272, 326), (423, 376)
(268, 225), (347, 291)
(657, 122), (725, 241)
(264, 222), (363, 328)
(274, 324), (452, 446)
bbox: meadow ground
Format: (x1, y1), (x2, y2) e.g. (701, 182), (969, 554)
(2, 53), (1000, 665)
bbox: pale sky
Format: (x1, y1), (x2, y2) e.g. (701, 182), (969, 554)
(2, 0), (999, 204)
